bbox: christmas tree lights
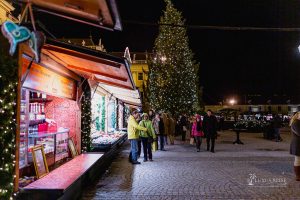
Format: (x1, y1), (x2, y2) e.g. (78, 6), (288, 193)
(0, 44), (18, 199)
(81, 83), (92, 152)
(149, 0), (201, 115)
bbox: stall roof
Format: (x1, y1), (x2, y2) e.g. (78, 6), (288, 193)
(99, 84), (141, 106)
(18, 0), (122, 31)
(41, 39), (136, 90)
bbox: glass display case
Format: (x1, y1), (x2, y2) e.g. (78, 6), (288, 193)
(28, 129), (70, 163)
(19, 89), (29, 168)
(19, 89), (70, 169)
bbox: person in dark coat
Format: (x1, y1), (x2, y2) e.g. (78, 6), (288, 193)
(202, 110), (218, 153)
(290, 112), (300, 181)
(179, 114), (187, 141)
(152, 113), (165, 151)
(272, 114), (283, 142)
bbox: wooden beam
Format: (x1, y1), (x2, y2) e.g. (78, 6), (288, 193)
(14, 46), (23, 192)
(94, 78), (133, 90)
(43, 45), (121, 68)
(67, 65), (127, 82)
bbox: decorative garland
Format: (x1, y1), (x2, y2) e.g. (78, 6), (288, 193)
(0, 36), (18, 200)
(81, 82), (92, 152)
(111, 101), (116, 129)
(101, 96), (106, 132)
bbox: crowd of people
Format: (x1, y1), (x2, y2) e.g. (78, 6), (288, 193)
(127, 109), (219, 165)
(127, 108), (300, 182)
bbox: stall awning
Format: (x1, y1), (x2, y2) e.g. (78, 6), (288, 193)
(40, 39), (136, 90)
(18, 0), (122, 31)
(99, 84), (141, 106)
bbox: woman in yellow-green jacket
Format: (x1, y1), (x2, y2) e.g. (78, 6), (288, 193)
(128, 110), (147, 164)
(139, 113), (156, 162)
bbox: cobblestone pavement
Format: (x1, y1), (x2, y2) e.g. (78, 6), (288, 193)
(81, 130), (300, 200)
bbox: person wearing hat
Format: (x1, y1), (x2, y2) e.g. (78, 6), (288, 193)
(139, 113), (156, 161)
(128, 110), (147, 164)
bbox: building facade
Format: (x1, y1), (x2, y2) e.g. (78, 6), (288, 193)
(0, 0), (18, 24)
(205, 104), (300, 115)
(112, 51), (151, 110)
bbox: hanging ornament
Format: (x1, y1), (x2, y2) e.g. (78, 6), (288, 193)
(1, 21), (31, 56)
(28, 31), (45, 63)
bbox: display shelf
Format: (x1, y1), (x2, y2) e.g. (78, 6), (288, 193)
(30, 98), (52, 103)
(29, 119), (45, 126)
(28, 129), (70, 138)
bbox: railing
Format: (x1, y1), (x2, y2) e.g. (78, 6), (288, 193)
(132, 60), (147, 64)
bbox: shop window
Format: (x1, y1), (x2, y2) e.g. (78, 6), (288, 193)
(138, 73), (143, 80)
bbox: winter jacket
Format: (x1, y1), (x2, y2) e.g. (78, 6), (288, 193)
(192, 121), (204, 137)
(202, 115), (218, 136)
(162, 114), (170, 135)
(152, 117), (165, 135)
(290, 119), (300, 156)
(272, 116), (283, 129)
(139, 119), (156, 139)
(127, 115), (147, 140)
(169, 118), (176, 135)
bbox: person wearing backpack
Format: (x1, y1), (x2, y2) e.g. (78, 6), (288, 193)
(139, 113), (156, 162)
(192, 114), (204, 152)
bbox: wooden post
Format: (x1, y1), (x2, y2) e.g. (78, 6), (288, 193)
(14, 47), (23, 192)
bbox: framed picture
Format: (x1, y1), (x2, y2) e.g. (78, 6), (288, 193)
(32, 145), (49, 179)
(68, 138), (78, 158)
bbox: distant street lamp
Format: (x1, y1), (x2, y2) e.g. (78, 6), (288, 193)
(229, 99), (236, 106)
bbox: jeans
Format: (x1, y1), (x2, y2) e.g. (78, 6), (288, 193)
(274, 128), (280, 141)
(206, 134), (215, 151)
(195, 136), (202, 150)
(164, 135), (168, 145)
(182, 131), (186, 141)
(129, 139), (138, 162)
(141, 137), (152, 160)
(159, 135), (165, 150)
(137, 139), (142, 157)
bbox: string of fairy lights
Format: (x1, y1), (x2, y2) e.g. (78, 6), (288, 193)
(149, 0), (199, 115)
(0, 74), (18, 200)
(81, 93), (92, 153)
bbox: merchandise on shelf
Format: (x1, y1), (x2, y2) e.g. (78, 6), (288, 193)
(91, 130), (127, 145)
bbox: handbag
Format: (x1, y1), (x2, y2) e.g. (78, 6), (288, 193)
(148, 136), (154, 143)
(142, 121), (154, 143)
(190, 137), (194, 145)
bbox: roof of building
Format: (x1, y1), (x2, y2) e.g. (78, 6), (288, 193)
(59, 38), (95, 47)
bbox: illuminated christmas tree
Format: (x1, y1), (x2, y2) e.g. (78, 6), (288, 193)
(0, 34), (18, 200)
(149, 0), (200, 114)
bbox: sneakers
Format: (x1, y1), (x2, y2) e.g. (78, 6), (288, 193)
(132, 161), (141, 165)
(143, 159), (148, 162)
(211, 150), (215, 153)
(197, 149), (200, 152)
(149, 159), (153, 162)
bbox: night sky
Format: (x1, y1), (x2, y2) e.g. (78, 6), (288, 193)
(27, 0), (300, 104)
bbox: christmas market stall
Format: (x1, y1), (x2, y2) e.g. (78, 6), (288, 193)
(0, 0), (125, 199)
(89, 83), (141, 152)
(15, 38), (137, 199)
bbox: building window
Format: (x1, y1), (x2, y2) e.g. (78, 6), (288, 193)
(138, 73), (143, 80)
(278, 106), (281, 112)
(268, 106), (271, 112)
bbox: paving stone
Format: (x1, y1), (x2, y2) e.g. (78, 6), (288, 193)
(81, 131), (300, 200)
